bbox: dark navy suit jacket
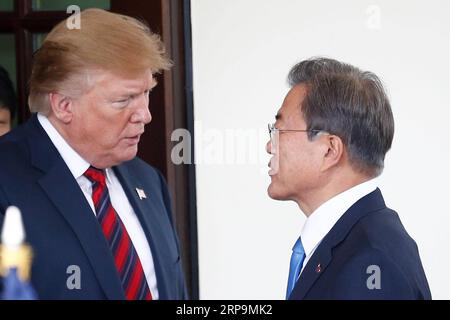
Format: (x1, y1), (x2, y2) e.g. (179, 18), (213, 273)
(0, 115), (187, 299)
(289, 189), (431, 300)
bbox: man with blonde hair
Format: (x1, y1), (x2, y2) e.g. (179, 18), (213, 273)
(0, 9), (187, 300)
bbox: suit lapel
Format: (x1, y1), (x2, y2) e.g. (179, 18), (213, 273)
(27, 115), (125, 299)
(290, 189), (387, 300)
(291, 247), (333, 300)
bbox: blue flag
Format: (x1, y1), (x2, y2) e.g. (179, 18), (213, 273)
(1, 267), (37, 300)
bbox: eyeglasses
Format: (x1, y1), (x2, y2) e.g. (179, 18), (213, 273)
(268, 123), (323, 145)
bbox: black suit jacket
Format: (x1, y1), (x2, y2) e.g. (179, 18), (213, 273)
(0, 115), (187, 299)
(289, 189), (431, 300)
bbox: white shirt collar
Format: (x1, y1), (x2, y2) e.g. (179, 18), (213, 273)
(37, 113), (90, 179)
(300, 179), (378, 257)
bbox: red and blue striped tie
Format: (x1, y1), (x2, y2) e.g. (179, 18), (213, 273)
(84, 166), (152, 300)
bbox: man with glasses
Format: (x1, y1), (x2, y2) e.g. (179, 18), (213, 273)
(266, 57), (431, 299)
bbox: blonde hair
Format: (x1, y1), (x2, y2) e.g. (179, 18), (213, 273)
(29, 8), (171, 114)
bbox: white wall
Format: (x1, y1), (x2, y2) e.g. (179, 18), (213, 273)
(191, 0), (450, 299)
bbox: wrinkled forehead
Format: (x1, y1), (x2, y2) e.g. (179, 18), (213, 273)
(88, 68), (156, 91)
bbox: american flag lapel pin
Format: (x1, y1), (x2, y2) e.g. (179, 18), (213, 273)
(136, 188), (147, 200)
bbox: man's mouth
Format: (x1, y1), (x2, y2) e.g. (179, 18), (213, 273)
(268, 157), (277, 176)
(125, 133), (143, 145)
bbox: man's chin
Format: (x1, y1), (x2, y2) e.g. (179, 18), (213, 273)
(267, 183), (287, 200)
(116, 147), (138, 164)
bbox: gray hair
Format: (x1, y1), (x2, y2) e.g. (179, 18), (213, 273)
(288, 57), (394, 176)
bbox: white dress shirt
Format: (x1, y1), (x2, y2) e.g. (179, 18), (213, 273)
(38, 113), (159, 299)
(299, 179), (378, 274)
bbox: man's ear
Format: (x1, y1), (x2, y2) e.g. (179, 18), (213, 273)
(320, 134), (344, 172)
(48, 92), (74, 123)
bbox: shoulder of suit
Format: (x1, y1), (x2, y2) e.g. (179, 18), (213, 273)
(343, 207), (419, 262)
(355, 207), (413, 244)
(0, 123), (27, 145)
(0, 128), (30, 169)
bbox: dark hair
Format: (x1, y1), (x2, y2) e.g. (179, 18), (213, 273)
(288, 57), (394, 176)
(0, 66), (17, 120)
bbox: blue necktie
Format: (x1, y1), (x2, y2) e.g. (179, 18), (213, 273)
(286, 237), (306, 299)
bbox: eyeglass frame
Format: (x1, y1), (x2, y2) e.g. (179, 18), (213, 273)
(268, 123), (324, 142)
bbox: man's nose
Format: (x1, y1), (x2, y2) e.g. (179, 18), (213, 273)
(131, 95), (152, 124)
(141, 105), (152, 124)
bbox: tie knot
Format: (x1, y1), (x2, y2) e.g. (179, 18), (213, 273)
(292, 237), (305, 255)
(84, 166), (106, 185)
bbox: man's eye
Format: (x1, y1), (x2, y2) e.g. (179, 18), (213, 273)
(115, 98), (130, 104)
(112, 98), (130, 108)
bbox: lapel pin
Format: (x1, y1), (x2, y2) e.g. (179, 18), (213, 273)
(316, 263), (322, 273)
(136, 188), (147, 200)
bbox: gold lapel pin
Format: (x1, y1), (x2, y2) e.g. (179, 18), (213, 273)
(136, 188), (147, 200)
